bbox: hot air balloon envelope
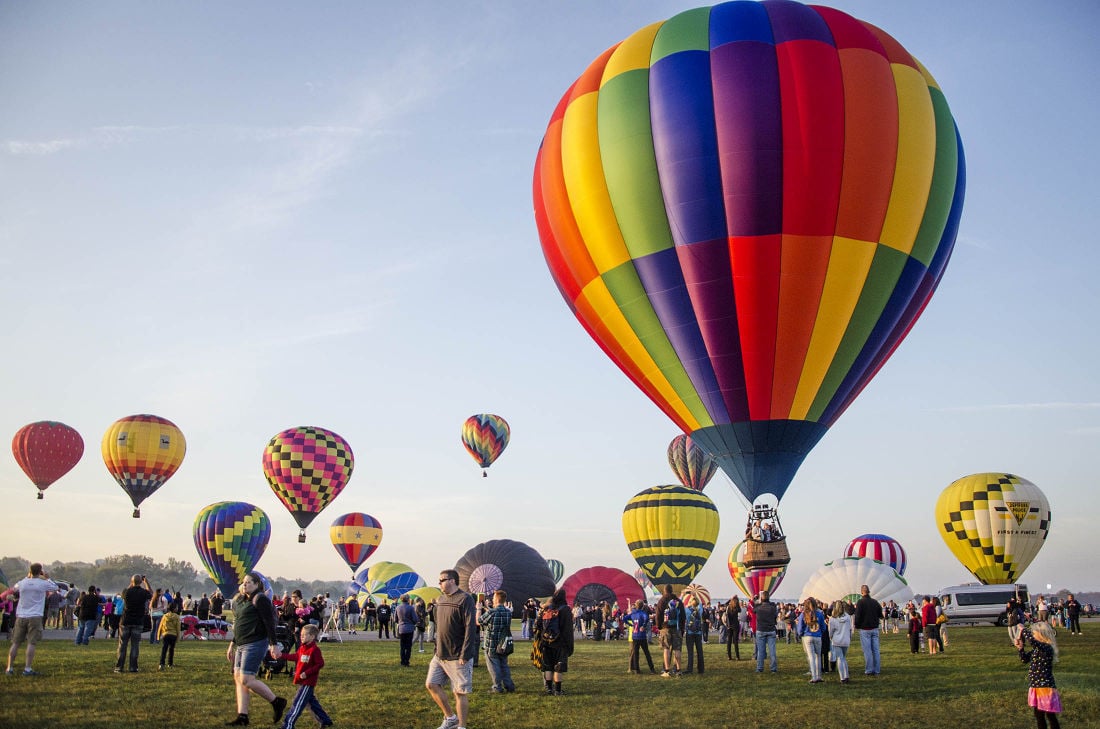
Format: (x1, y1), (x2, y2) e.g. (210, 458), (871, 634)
(263, 426), (354, 542)
(800, 557), (911, 606)
(534, 0), (966, 505)
(461, 414), (510, 476)
(667, 434), (717, 491)
(454, 539), (556, 606)
(935, 473), (1051, 584)
(844, 533), (907, 575)
(102, 414), (186, 517)
(331, 513), (383, 575)
(562, 566), (644, 610)
(12, 421), (84, 499)
(193, 502), (271, 599)
(622, 485), (720, 593)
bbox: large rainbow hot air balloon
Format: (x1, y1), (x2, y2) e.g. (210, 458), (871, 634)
(102, 414), (186, 517)
(12, 421), (84, 499)
(461, 414), (510, 477)
(534, 0), (965, 506)
(936, 473), (1051, 585)
(667, 434), (718, 491)
(193, 502), (271, 599)
(330, 512), (383, 575)
(263, 426), (354, 542)
(622, 484), (720, 593)
(727, 539), (787, 599)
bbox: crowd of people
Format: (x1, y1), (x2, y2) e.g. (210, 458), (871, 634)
(1, 560), (1090, 729)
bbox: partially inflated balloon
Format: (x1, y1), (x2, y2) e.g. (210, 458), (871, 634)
(102, 414), (186, 517)
(461, 414), (510, 476)
(667, 434), (717, 491)
(351, 562), (425, 604)
(728, 539), (787, 599)
(263, 426), (354, 542)
(844, 533), (907, 575)
(936, 473), (1051, 585)
(330, 513), (383, 575)
(562, 566), (644, 610)
(455, 539), (556, 606)
(622, 484), (720, 593)
(535, 0), (965, 505)
(12, 421), (84, 499)
(193, 502), (271, 599)
(800, 557), (911, 605)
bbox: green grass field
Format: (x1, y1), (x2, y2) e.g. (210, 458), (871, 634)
(3, 625), (1098, 729)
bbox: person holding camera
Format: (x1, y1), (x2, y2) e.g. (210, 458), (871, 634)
(2, 562), (59, 676)
(114, 574), (151, 673)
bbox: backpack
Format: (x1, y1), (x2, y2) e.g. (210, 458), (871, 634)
(540, 606), (561, 642)
(686, 606), (701, 633)
(664, 598), (680, 629)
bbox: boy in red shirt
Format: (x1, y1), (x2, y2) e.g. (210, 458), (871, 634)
(280, 624), (333, 729)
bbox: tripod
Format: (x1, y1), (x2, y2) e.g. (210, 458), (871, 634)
(322, 608), (344, 643)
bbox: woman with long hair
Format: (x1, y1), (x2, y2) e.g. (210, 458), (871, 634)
(797, 598), (826, 684)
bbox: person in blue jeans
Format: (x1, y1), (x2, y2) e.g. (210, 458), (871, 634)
(75, 586), (101, 645)
(683, 596), (705, 674)
(853, 584), (881, 675)
(478, 590), (515, 693)
(754, 591), (779, 673)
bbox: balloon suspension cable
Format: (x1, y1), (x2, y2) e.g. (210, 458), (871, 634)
(298, 529), (307, 543)
(133, 508), (141, 518)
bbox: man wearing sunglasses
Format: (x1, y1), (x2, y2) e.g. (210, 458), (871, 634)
(425, 570), (477, 729)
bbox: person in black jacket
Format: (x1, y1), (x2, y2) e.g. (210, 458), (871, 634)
(225, 573), (286, 727)
(534, 588), (575, 695)
(853, 584), (881, 675)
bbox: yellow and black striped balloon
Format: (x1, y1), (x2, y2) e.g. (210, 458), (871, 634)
(622, 484), (719, 594)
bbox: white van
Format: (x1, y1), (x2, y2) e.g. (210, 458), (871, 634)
(936, 583), (1029, 626)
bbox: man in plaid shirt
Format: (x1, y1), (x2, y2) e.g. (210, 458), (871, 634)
(478, 590), (516, 693)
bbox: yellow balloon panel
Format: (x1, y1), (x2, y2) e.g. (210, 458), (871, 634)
(935, 473), (1051, 584)
(622, 484), (719, 592)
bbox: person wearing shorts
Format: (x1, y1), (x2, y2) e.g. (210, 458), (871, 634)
(225, 573), (287, 727)
(2, 562), (58, 676)
(425, 569), (477, 729)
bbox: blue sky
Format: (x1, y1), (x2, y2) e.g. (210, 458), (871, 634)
(2, 1), (1098, 598)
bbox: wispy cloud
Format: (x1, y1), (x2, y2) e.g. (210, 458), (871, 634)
(4, 138), (78, 155)
(940, 402), (1100, 412)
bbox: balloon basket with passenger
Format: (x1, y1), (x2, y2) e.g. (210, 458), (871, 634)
(742, 503), (790, 569)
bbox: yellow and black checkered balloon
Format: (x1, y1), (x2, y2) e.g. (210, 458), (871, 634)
(935, 473), (1051, 584)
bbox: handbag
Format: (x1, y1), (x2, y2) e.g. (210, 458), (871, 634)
(496, 635), (515, 656)
(142, 614), (153, 633)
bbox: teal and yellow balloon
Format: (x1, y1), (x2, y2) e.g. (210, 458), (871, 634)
(622, 484), (720, 593)
(193, 502), (271, 598)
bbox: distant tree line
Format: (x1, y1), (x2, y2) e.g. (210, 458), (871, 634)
(1, 555), (350, 600)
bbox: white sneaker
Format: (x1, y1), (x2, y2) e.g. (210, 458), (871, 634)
(436, 716), (459, 729)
